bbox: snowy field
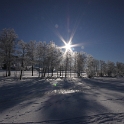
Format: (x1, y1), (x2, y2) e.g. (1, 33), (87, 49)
(0, 71), (124, 123)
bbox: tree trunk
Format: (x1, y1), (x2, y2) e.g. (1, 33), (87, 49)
(38, 61), (41, 77)
(48, 67), (49, 77)
(8, 52), (11, 76)
(42, 68), (44, 77)
(51, 67), (54, 77)
(32, 65), (34, 76)
(62, 66), (63, 77)
(60, 66), (61, 76)
(8, 66), (11, 76)
(20, 63), (23, 80)
(20, 69), (22, 80)
(57, 68), (58, 77)
(6, 63), (8, 77)
(70, 68), (71, 77)
(43, 67), (46, 77)
(8, 61), (11, 76)
(65, 66), (66, 78)
(70, 63), (71, 77)
(20, 49), (24, 80)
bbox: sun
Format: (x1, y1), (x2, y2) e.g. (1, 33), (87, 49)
(57, 34), (81, 55)
(65, 42), (71, 51)
(58, 39), (80, 55)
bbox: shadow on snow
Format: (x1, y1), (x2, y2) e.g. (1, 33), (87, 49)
(0, 77), (51, 112)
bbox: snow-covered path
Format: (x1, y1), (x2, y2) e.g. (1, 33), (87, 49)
(0, 77), (124, 123)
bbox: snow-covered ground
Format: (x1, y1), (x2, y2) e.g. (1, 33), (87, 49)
(0, 71), (124, 123)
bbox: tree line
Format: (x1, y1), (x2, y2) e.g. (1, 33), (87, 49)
(0, 28), (124, 79)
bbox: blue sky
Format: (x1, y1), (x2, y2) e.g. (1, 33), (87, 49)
(0, 0), (124, 63)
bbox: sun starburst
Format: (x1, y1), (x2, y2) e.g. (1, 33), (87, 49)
(58, 38), (80, 56)
(54, 22), (81, 55)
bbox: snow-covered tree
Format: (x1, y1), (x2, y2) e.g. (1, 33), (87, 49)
(73, 52), (78, 77)
(102, 61), (107, 76)
(59, 51), (65, 77)
(0, 28), (17, 76)
(107, 61), (116, 77)
(64, 50), (70, 77)
(86, 55), (95, 78)
(73, 52), (86, 77)
(27, 40), (37, 76)
(116, 62), (124, 77)
(36, 41), (48, 78)
(41, 41), (48, 77)
(36, 41), (44, 77)
(17, 40), (27, 80)
(93, 59), (99, 76)
(68, 51), (73, 77)
(99, 60), (106, 76)
(76, 52), (86, 77)
(46, 41), (62, 77)
(53, 45), (62, 77)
